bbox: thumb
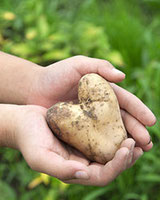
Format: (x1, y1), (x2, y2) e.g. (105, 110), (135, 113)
(29, 148), (90, 181)
(72, 55), (126, 83)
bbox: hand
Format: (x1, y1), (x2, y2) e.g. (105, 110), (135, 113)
(13, 105), (140, 186)
(27, 55), (156, 152)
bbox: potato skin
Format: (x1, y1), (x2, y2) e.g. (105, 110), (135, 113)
(46, 73), (127, 164)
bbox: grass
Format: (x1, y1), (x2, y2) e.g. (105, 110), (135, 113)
(0, 0), (160, 199)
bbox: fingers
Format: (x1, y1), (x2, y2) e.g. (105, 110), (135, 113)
(64, 147), (130, 186)
(111, 83), (156, 126)
(141, 142), (153, 152)
(121, 109), (152, 149)
(127, 147), (143, 169)
(70, 55), (125, 83)
(66, 145), (90, 166)
(26, 134), (142, 187)
(65, 139), (136, 186)
(28, 148), (90, 181)
(120, 138), (135, 167)
(28, 141), (143, 187)
(120, 140), (143, 169)
(91, 147), (130, 185)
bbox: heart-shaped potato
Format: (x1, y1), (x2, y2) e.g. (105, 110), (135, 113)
(46, 73), (127, 164)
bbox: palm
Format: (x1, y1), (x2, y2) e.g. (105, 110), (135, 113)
(18, 106), (89, 169)
(35, 64), (81, 107)
(18, 105), (140, 185)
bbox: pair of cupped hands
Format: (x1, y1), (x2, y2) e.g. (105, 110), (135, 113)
(4, 56), (156, 186)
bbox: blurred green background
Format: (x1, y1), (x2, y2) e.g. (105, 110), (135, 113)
(0, 0), (160, 199)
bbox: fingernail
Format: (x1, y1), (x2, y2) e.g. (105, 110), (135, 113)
(147, 136), (152, 145)
(131, 142), (135, 151)
(134, 152), (143, 164)
(138, 149), (144, 159)
(128, 152), (133, 164)
(128, 143), (135, 164)
(75, 171), (89, 180)
(139, 150), (144, 157)
(125, 150), (130, 168)
(112, 68), (125, 76)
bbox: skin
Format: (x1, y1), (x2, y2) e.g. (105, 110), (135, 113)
(0, 104), (143, 186)
(0, 52), (156, 186)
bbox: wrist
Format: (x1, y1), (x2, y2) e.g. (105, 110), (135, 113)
(0, 51), (43, 105)
(26, 66), (48, 106)
(0, 104), (20, 149)
(25, 65), (44, 105)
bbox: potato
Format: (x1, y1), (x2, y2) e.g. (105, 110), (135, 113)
(46, 73), (127, 164)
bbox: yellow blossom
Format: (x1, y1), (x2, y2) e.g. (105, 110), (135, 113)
(28, 173), (50, 189)
(26, 29), (37, 40)
(3, 12), (16, 20)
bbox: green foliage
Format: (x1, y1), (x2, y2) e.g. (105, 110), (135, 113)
(0, 0), (160, 199)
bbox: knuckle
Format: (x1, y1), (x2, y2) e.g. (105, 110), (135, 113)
(130, 120), (139, 134)
(56, 172), (68, 180)
(105, 60), (112, 66)
(54, 168), (75, 181)
(59, 173), (74, 181)
(99, 59), (113, 68)
(120, 109), (126, 120)
(73, 55), (87, 60)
